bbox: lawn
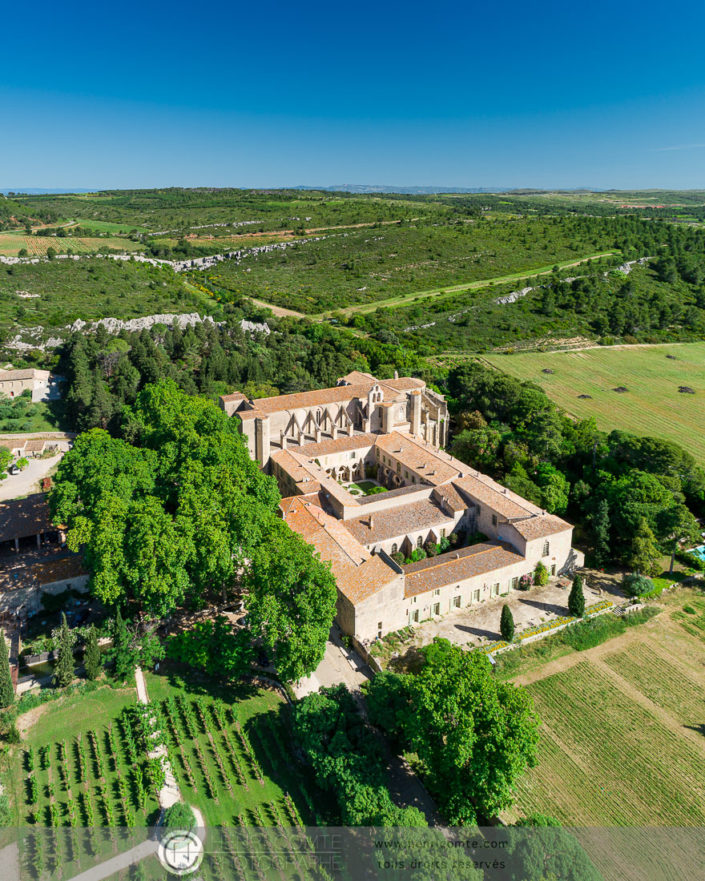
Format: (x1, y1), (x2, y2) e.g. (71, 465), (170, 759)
(345, 480), (387, 496)
(504, 590), (705, 828)
(485, 342), (705, 465)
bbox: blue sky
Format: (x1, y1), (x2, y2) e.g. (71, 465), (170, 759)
(2, 0), (705, 189)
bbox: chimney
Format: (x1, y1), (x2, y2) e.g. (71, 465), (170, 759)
(394, 370), (399, 379)
(368, 515), (374, 529)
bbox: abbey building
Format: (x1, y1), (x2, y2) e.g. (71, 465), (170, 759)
(220, 371), (582, 645)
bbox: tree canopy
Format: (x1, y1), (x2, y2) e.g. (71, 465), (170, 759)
(51, 380), (337, 682)
(367, 639), (540, 825)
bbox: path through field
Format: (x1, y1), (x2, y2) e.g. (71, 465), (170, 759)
(244, 250), (618, 321)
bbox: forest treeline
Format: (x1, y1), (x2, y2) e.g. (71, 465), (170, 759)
(447, 361), (704, 573)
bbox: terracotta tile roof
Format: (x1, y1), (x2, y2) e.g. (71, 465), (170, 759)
(507, 514), (572, 540)
(453, 474), (542, 519)
(375, 432), (460, 485)
(0, 493), (54, 542)
(356, 484), (426, 505)
(285, 432), (376, 458)
(271, 449), (316, 484)
(345, 499), (453, 546)
(0, 369), (48, 382)
(243, 383), (376, 414)
(0, 439), (26, 451)
(338, 370), (376, 384)
(381, 377), (425, 393)
(24, 440), (46, 452)
(432, 483), (467, 513)
(403, 542), (524, 597)
(220, 392), (247, 403)
(280, 496), (400, 604)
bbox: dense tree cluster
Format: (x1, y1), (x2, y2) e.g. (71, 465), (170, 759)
(366, 639), (540, 825)
(51, 381), (338, 682)
(59, 312), (423, 433)
(446, 362), (703, 571)
(292, 684), (428, 827)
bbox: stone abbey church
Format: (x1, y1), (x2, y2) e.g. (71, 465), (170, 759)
(221, 371), (582, 644)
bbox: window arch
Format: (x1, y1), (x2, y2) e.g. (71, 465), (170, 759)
(391, 543), (398, 555)
(417, 536), (423, 548)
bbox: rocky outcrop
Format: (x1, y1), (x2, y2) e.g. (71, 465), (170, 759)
(4, 313), (270, 351)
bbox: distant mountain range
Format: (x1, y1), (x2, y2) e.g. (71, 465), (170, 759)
(0, 188), (96, 195)
(295, 185), (507, 194)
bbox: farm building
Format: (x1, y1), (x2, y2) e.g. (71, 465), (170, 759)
(0, 368), (64, 402)
(221, 371), (583, 643)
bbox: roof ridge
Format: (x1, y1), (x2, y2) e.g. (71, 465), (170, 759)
(406, 543), (496, 576)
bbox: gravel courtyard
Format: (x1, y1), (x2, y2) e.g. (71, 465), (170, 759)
(380, 571), (627, 663)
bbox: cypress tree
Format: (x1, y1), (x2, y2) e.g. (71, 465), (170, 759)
(568, 574), (586, 617)
(111, 609), (133, 682)
(84, 625), (102, 681)
(592, 499), (611, 568)
(500, 604), (515, 642)
(53, 613), (75, 688)
(0, 629), (15, 708)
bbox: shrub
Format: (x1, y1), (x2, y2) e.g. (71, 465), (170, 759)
(622, 573), (654, 597)
(409, 548), (427, 563)
(518, 573), (532, 591)
(675, 549), (705, 572)
(163, 802), (196, 831)
(534, 562), (549, 586)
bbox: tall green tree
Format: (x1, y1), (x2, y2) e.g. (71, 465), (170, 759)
(244, 518), (338, 682)
(0, 448), (11, 482)
(368, 640), (540, 825)
(500, 604), (515, 641)
(591, 499), (611, 567)
(53, 613), (75, 688)
(110, 609), (134, 682)
(0, 629), (14, 708)
(83, 625), (102, 681)
(568, 574), (585, 617)
(627, 518), (662, 575)
(51, 381), (279, 617)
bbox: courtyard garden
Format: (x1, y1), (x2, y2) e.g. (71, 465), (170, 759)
(342, 479), (387, 496)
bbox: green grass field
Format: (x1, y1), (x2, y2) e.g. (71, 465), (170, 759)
(485, 342), (705, 464)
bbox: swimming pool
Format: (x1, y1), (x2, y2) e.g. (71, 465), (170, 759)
(688, 545), (705, 562)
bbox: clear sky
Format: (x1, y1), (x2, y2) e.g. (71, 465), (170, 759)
(3, 0), (705, 190)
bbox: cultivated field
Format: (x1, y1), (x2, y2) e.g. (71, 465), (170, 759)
(485, 343), (705, 464)
(0, 231), (144, 257)
(505, 590), (705, 828)
(8, 669), (329, 880)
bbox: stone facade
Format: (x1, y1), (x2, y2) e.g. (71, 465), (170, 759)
(221, 372), (583, 644)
